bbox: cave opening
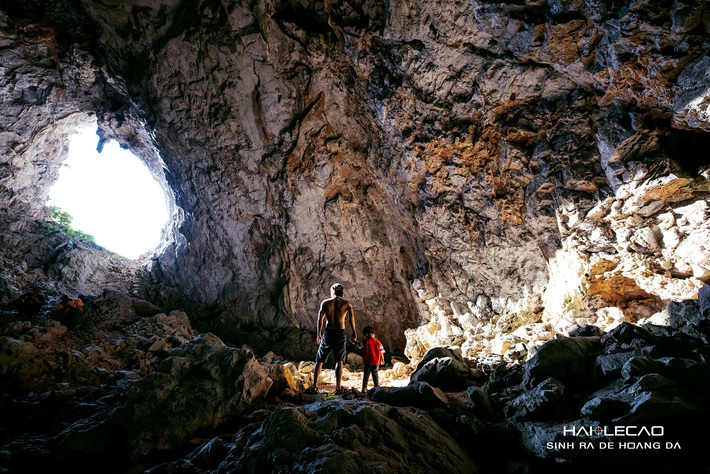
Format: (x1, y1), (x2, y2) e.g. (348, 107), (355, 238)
(47, 126), (170, 260)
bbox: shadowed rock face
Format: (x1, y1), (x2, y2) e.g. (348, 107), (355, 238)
(3, 286), (709, 473)
(0, 0), (709, 354)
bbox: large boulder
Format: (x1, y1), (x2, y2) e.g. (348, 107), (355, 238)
(410, 346), (474, 392)
(219, 401), (478, 474)
(506, 377), (567, 421)
(55, 333), (272, 461)
(0, 304), (195, 393)
(370, 381), (449, 409)
(641, 297), (710, 345)
(581, 371), (707, 425)
(523, 336), (602, 389)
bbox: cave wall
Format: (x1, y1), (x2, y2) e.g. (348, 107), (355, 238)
(0, 0), (708, 353)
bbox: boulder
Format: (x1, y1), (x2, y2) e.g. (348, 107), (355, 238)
(410, 346), (473, 392)
(600, 322), (657, 350)
(567, 324), (602, 337)
(220, 401), (477, 474)
(506, 377), (567, 421)
(595, 348), (650, 378)
(466, 386), (494, 419)
(642, 299), (710, 344)
(267, 361), (302, 399)
(370, 381), (449, 409)
(621, 356), (710, 393)
(523, 336), (602, 388)
(55, 333), (272, 461)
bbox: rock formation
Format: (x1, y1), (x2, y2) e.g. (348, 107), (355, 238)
(1, 0), (708, 354)
(2, 283), (709, 472)
(1, 0), (709, 472)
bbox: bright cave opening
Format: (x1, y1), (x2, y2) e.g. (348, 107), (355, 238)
(47, 126), (170, 260)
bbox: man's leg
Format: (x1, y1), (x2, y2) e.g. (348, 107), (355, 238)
(312, 361), (323, 389)
(334, 360), (343, 390)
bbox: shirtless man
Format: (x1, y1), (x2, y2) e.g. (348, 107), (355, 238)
(307, 282), (357, 394)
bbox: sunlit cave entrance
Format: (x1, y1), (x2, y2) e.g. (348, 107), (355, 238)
(47, 126), (170, 260)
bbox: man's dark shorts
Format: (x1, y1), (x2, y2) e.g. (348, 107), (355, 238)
(315, 329), (347, 363)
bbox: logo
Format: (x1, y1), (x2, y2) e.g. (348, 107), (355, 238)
(563, 425), (664, 437)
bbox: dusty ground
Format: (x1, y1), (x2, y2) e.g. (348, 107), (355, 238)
(308, 366), (467, 407)
(309, 366), (411, 394)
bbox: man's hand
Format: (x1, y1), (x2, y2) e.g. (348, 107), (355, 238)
(351, 335), (358, 344)
(316, 334), (322, 345)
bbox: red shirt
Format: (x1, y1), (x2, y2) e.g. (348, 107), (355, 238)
(363, 337), (383, 365)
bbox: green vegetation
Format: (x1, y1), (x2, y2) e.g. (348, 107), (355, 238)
(47, 205), (96, 243)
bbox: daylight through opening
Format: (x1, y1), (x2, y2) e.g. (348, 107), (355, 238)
(48, 127), (169, 260)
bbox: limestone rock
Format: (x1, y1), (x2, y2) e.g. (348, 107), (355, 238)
(1, 1), (710, 471)
(1, 0), (708, 360)
(507, 377), (567, 421)
(523, 336), (602, 389)
(267, 361), (303, 400)
(370, 381), (449, 409)
(56, 333), (272, 461)
(222, 401), (477, 474)
(410, 346), (475, 392)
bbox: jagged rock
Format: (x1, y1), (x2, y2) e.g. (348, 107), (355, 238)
(370, 381), (448, 410)
(641, 298), (710, 344)
(567, 324), (602, 337)
(506, 377), (567, 421)
(595, 349), (651, 378)
(79, 289), (142, 331)
(1, 0), (710, 472)
(523, 336), (602, 389)
(466, 386), (494, 419)
(581, 372), (707, 426)
(621, 356), (710, 394)
(220, 401), (477, 474)
(600, 322), (657, 351)
(187, 436), (233, 471)
(267, 361), (303, 400)
(55, 333), (272, 462)
(699, 284), (710, 316)
(0, 304), (194, 392)
(410, 346), (475, 392)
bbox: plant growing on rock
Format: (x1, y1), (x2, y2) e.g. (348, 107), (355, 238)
(46, 205), (96, 244)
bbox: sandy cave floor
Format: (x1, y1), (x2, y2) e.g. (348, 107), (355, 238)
(306, 367), (470, 408)
(307, 366), (410, 393)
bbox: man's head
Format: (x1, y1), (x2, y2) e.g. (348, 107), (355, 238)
(331, 283), (344, 297)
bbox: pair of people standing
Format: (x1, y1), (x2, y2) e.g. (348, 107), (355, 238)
(307, 282), (384, 394)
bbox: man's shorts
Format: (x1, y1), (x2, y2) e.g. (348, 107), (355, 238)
(315, 329), (347, 363)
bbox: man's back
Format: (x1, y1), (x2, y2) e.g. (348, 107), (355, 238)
(320, 296), (352, 330)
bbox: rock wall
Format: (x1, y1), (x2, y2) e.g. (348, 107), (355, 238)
(0, 0), (708, 354)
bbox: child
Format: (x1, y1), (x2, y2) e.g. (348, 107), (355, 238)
(361, 326), (385, 392)
(56, 295), (84, 329)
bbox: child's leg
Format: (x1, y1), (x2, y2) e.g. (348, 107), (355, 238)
(362, 365), (371, 392)
(372, 365), (379, 387)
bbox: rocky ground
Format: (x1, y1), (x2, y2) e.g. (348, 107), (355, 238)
(1, 284), (709, 473)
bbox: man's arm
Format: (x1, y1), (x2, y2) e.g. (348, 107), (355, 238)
(348, 303), (357, 343)
(316, 301), (327, 344)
